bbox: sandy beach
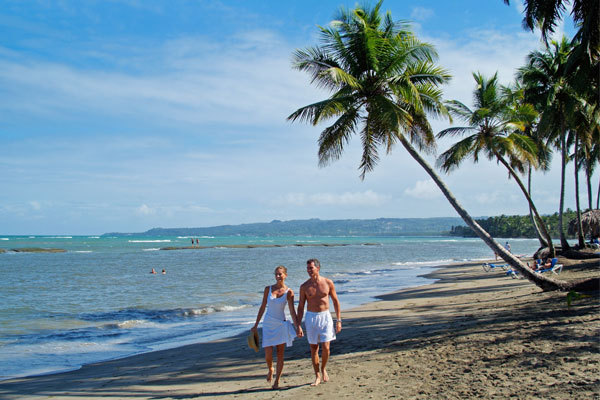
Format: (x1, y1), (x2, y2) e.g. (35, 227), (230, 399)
(1, 259), (598, 399)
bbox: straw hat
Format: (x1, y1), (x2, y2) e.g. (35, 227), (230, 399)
(247, 330), (260, 352)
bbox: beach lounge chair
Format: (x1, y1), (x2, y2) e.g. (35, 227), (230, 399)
(535, 258), (563, 275)
(482, 263), (508, 272)
(505, 269), (523, 279)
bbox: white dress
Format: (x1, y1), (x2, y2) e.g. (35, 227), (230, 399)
(261, 286), (296, 348)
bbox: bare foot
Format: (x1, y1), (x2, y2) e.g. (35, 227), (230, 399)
(267, 367), (274, 383)
(321, 369), (329, 382)
(272, 381), (280, 390)
(311, 373), (321, 386)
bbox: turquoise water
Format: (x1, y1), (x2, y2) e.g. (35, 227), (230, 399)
(0, 235), (540, 380)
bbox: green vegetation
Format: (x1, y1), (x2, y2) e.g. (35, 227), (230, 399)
(104, 217), (465, 237)
(449, 210), (579, 239)
(289, 0), (599, 292)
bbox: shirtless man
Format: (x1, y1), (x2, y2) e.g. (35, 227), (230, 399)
(297, 258), (341, 386)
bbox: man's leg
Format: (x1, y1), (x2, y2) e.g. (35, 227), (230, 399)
(272, 344), (285, 389)
(264, 346), (274, 383)
(320, 341), (330, 382)
(309, 343), (321, 386)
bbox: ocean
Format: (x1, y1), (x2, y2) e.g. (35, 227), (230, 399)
(0, 234), (540, 380)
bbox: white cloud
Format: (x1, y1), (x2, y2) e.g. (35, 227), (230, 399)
(271, 190), (391, 207)
(0, 29), (321, 130)
(475, 192), (500, 205)
(29, 201), (41, 210)
(136, 204), (156, 215)
(410, 7), (434, 21)
(404, 179), (441, 199)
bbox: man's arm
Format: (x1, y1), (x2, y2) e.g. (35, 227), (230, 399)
(328, 279), (342, 333)
(297, 283), (307, 324)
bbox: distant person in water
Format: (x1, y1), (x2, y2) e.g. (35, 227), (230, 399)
(162, 269), (166, 274)
(297, 258), (342, 386)
(150, 268), (156, 274)
(504, 241), (511, 253)
(252, 266), (302, 389)
(196, 238), (199, 245)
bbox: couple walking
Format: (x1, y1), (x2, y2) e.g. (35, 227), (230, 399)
(251, 258), (342, 389)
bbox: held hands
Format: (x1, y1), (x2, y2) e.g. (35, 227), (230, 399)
(251, 326), (257, 333)
(336, 320), (342, 333)
(296, 325), (304, 338)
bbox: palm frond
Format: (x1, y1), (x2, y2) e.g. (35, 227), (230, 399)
(436, 126), (474, 139)
(436, 135), (476, 172)
(445, 100), (473, 121)
(358, 118), (382, 179)
(318, 108), (360, 167)
(287, 96), (355, 125)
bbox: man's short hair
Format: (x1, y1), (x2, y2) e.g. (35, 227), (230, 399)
(307, 258), (320, 268)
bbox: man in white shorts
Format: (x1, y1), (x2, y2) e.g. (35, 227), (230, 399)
(297, 258), (342, 386)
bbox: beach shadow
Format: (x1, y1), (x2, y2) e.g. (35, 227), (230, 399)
(164, 383), (310, 399)
(1, 265), (597, 399)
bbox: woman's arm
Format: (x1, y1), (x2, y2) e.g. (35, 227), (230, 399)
(287, 289), (303, 337)
(251, 286), (269, 331)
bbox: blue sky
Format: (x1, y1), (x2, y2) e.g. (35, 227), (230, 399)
(0, 0), (586, 235)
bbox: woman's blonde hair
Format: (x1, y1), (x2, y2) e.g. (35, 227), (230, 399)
(274, 265), (287, 274)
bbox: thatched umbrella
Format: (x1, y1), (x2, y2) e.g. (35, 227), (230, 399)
(568, 209), (600, 238)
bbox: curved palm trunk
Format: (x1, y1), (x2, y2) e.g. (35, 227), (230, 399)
(398, 136), (564, 291)
(585, 154), (593, 210)
(574, 134), (586, 247)
(559, 132), (571, 249)
(494, 152), (555, 257)
(528, 165), (549, 247)
(597, 176), (600, 209)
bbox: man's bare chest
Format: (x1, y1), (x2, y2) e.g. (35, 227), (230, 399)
(305, 282), (329, 299)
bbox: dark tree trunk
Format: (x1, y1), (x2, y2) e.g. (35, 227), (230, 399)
(574, 134), (585, 247)
(495, 153), (555, 257)
(585, 159), (593, 210)
(559, 132), (570, 249)
(528, 165), (549, 247)
(597, 175), (600, 209)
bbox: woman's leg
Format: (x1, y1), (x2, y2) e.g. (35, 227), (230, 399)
(264, 346), (274, 383)
(272, 344), (285, 389)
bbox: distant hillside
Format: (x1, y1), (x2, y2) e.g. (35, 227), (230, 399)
(103, 217), (466, 237)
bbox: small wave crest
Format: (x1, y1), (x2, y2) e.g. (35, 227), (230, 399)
(333, 279), (350, 284)
(115, 320), (149, 329)
(81, 304), (251, 324)
(74, 251), (93, 253)
(183, 304), (248, 316)
(392, 259), (455, 267)
(128, 240), (171, 243)
(143, 248), (160, 251)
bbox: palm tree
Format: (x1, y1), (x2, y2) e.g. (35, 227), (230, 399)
(287, 1), (588, 291)
(571, 97), (600, 246)
(503, 83), (553, 247)
(436, 72), (556, 256)
(502, 0), (598, 61)
(518, 37), (578, 250)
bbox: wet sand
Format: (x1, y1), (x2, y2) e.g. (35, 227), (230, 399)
(1, 260), (598, 399)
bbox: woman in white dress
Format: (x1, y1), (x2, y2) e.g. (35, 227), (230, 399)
(251, 265), (303, 389)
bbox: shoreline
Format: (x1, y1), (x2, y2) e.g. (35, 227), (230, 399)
(1, 259), (598, 399)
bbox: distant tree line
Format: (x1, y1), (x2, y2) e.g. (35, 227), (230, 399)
(449, 210), (579, 238)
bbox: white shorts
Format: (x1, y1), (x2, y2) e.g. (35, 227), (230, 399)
(305, 311), (336, 345)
